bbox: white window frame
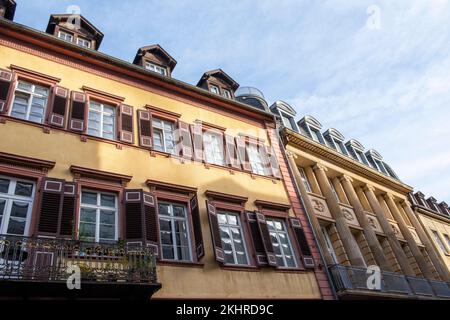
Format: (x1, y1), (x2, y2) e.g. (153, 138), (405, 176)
(333, 139), (346, 154)
(222, 89), (231, 99)
(145, 62), (167, 76)
(76, 37), (91, 48)
(152, 118), (175, 154)
(58, 30), (74, 42)
(432, 230), (448, 253)
(87, 100), (116, 140)
(310, 128), (321, 143)
(266, 218), (297, 268)
(217, 210), (250, 266)
(247, 143), (268, 176)
(203, 131), (225, 166)
(158, 201), (192, 262)
(78, 190), (118, 243)
(0, 175), (36, 237)
(9, 80), (49, 124)
(321, 226), (338, 264)
(280, 111), (295, 131)
(355, 149), (367, 164)
(210, 85), (220, 95)
(299, 167), (312, 193)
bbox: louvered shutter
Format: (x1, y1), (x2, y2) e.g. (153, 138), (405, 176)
(255, 212), (277, 266)
(125, 189), (144, 243)
(143, 191), (160, 257)
(206, 200), (224, 263)
(179, 121), (193, 160)
(236, 136), (252, 172)
(290, 218), (315, 268)
(191, 123), (204, 162)
(137, 110), (152, 148)
(119, 104), (134, 144)
(59, 182), (77, 237)
(0, 69), (13, 114)
(190, 194), (204, 260)
(225, 134), (241, 169)
(265, 145), (282, 179)
(48, 86), (69, 127)
(37, 178), (65, 236)
(69, 91), (86, 132)
(246, 211), (268, 266)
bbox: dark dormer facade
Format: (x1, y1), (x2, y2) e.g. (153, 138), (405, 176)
(270, 100), (299, 131)
(411, 192), (450, 217)
(46, 14), (104, 50)
(197, 69), (239, 100)
(0, 0), (16, 21)
(323, 128), (348, 156)
(345, 139), (369, 165)
(297, 116), (324, 144)
(365, 149), (388, 175)
(133, 44), (177, 77)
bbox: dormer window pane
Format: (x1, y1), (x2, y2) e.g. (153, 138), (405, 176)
(58, 31), (73, 42)
(355, 150), (367, 164)
(77, 37), (91, 48)
(145, 63), (167, 76)
(222, 89), (231, 99)
(310, 129), (321, 142)
(334, 140), (345, 154)
(210, 85), (220, 95)
(281, 113), (294, 130)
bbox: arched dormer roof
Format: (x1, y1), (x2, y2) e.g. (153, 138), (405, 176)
(346, 139), (365, 151)
(366, 149), (383, 160)
(270, 100), (296, 117)
(301, 115), (323, 130)
(324, 128), (345, 141)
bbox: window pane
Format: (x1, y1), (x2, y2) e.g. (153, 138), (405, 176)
(100, 194), (115, 208)
(173, 205), (185, 217)
(159, 204), (170, 216)
(17, 82), (32, 91)
(159, 218), (172, 232)
(236, 251), (248, 265)
(224, 251), (234, 264)
(0, 199), (5, 215)
(218, 213), (227, 224)
(177, 246), (190, 260)
(10, 201), (29, 218)
(79, 223), (95, 240)
(162, 245), (174, 260)
(100, 210), (115, 224)
(160, 231), (173, 245)
(34, 85), (49, 96)
(99, 225), (115, 240)
(80, 208), (96, 223)
(81, 192), (97, 205)
(31, 97), (46, 108)
(0, 179), (10, 193)
(7, 217), (26, 235)
(14, 182), (33, 197)
(153, 130), (164, 151)
(227, 215), (238, 226)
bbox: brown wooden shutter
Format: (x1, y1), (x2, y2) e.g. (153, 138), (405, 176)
(190, 194), (204, 260)
(0, 69), (13, 114)
(179, 121), (193, 160)
(225, 134), (241, 169)
(48, 86), (69, 127)
(137, 110), (152, 148)
(236, 136), (252, 172)
(246, 211), (269, 266)
(124, 189), (144, 242)
(206, 200), (224, 263)
(69, 91), (86, 132)
(59, 182), (77, 237)
(143, 191), (160, 257)
(119, 104), (134, 144)
(190, 123), (204, 162)
(266, 145), (282, 179)
(37, 178), (65, 236)
(290, 218), (315, 268)
(255, 212), (277, 266)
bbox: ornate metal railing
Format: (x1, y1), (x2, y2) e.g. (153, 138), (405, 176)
(329, 264), (450, 299)
(0, 235), (157, 284)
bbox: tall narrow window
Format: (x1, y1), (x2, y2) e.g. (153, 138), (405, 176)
(334, 140), (345, 154)
(432, 231), (448, 253)
(444, 234), (450, 249)
(203, 131), (225, 166)
(87, 101), (116, 140)
(158, 202), (192, 261)
(10, 81), (49, 124)
(76, 37), (91, 49)
(222, 89), (231, 99)
(217, 211), (249, 265)
(321, 226), (338, 264)
(310, 128), (321, 143)
(0, 177), (35, 236)
(299, 167), (312, 193)
(145, 62), (167, 76)
(266, 218), (297, 268)
(329, 178), (340, 202)
(355, 150), (367, 164)
(210, 85), (220, 95)
(152, 118), (175, 154)
(79, 191), (117, 243)
(247, 144), (268, 176)
(58, 30), (73, 42)
(280, 112), (294, 130)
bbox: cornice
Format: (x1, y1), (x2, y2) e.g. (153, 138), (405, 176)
(413, 205), (450, 224)
(283, 128), (413, 195)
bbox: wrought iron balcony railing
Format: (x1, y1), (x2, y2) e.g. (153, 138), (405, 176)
(329, 264), (450, 299)
(0, 234), (159, 297)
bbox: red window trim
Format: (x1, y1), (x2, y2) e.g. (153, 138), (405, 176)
(10, 65), (61, 84)
(146, 179), (197, 197)
(70, 165), (132, 188)
(204, 190), (248, 206)
(145, 104), (181, 121)
(194, 119), (226, 132)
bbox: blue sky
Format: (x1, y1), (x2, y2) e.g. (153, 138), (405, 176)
(14, 0), (450, 202)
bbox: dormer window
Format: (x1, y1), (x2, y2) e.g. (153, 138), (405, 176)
(355, 150), (367, 164)
(310, 128), (321, 143)
(197, 69), (239, 100)
(324, 128), (348, 155)
(222, 89), (232, 99)
(345, 140), (368, 165)
(297, 116), (324, 143)
(269, 101), (299, 132)
(210, 85), (220, 95)
(58, 30), (73, 42)
(145, 62), (168, 76)
(77, 37), (91, 49)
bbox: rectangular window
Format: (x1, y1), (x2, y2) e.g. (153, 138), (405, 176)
(310, 128), (321, 142)
(280, 112), (294, 130)
(158, 202), (192, 261)
(210, 85), (220, 95)
(247, 144), (268, 176)
(321, 226), (338, 264)
(152, 118), (175, 154)
(355, 150), (367, 164)
(145, 63), (167, 76)
(203, 131), (225, 166)
(444, 234), (450, 249)
(222, 89), (231, 99)
(79, 191), (117, 243)
(87, 101), (116, 140)
(76, 37), (91, 48)
(266, 218), (297, 268)
(334, 139), (345, 154)
(299, 167), (312, 193)
(432, 231), (448, 253)
(0, 177), (35, 236)
(58, 30), (74, 42)
(217, 211), (249, 265)
(10, 81), (49, 124)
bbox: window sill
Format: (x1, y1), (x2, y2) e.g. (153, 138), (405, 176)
(274, 267), (308, 273)
(157, 260), (204, 268)
(220, 264), (260, 272)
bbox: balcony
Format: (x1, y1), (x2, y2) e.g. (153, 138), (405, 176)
(0, 235), (161, 300)
(329, 264), (450, 299)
